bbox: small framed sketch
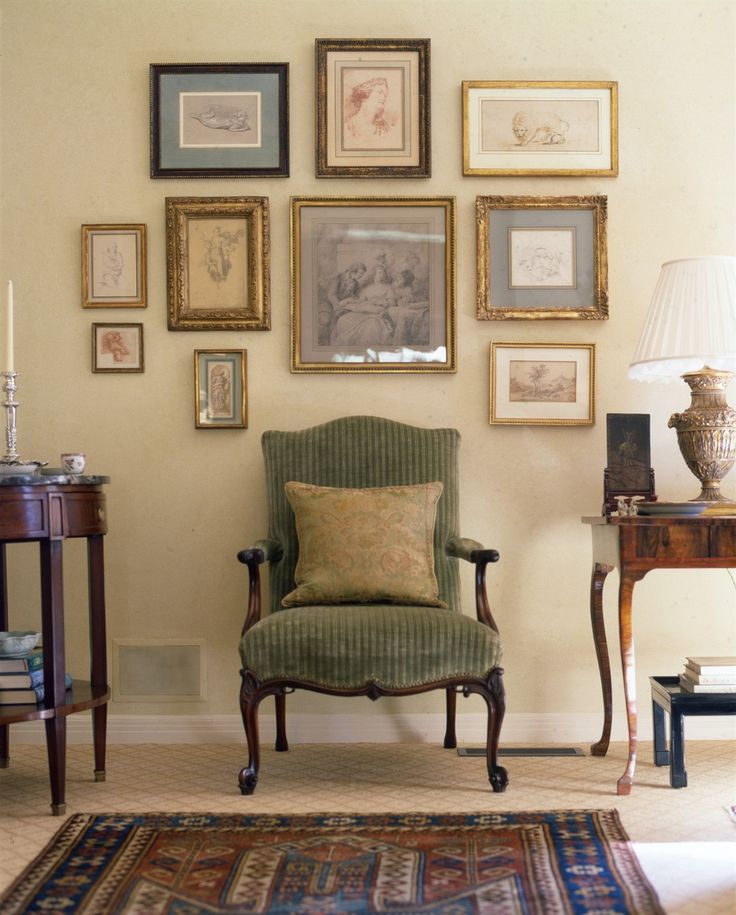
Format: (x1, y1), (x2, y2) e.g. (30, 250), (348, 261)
(315, 38), (430, 177)
(166, 196), (270, 331)
(476, 195), (608, 320)
(92, 323), (144, 373)
(194, 349), (247, 429)
(490, 342), (595, 425)
(81, 225), (147, 308)
(463, 80), (618, 176)
(150, 62), (289, 178)
(291, 196), (455, 372)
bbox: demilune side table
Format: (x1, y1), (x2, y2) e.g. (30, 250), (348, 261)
(0, 475), (110, 814)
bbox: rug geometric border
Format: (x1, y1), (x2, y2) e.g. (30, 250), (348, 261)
(0, 809), (665, 914)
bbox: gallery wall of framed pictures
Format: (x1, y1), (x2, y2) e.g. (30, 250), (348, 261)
(82, 40), (619, 428)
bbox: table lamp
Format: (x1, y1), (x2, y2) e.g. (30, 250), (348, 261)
(628, 255), (736, 502)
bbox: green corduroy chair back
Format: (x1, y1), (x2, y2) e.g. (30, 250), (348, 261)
(262, 415), (461, 616)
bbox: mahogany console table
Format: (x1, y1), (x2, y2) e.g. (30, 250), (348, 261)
(0, 475), (110, 814)
(583, 513), (736, 795)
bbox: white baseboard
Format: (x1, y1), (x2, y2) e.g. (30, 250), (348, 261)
(8, 711), (735, 745)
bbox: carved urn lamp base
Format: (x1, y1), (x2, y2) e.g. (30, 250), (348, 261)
(668, 367), (736, 502)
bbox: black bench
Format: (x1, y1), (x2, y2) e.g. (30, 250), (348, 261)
(650, 675), (736, 788)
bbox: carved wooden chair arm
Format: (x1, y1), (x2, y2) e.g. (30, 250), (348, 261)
(237, 538), (284, 635)
(445, 536), (501, 632)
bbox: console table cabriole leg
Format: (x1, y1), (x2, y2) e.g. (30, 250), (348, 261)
(590, 561), (614, 756)
(88, 535), (108, 781)
(617, 570), (646, 796)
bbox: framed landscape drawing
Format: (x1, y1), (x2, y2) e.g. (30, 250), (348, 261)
(166, 196), (270, 331)
(315, 39), (430, 177)
(150, 63), (289, 178)
(82, 225), (147, 308)
(490, 342), (595, 425)
(290, 196), (455, 372)
(194, 349), (247, 429)
(463, 81), (618, 176)
(476, 195), (608, 320)
(91, 323), (144, 373)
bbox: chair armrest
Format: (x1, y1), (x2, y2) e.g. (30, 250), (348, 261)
(446, 536), (500, 565)
(445, 536), (501, 633)
(237, 538), (284, 566)
(237, 539), (284, 635)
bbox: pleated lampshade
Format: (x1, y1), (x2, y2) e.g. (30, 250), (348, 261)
(629, 255), (736, 380)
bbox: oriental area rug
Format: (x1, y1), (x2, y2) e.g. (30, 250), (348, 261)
(0, 810), (664, 915)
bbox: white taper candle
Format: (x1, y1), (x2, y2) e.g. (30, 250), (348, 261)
(3, 281), (14, 373)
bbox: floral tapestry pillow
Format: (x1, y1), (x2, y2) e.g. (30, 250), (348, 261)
(282, 481), (446, 608)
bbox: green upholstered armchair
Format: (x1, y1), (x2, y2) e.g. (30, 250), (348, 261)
(237, 416), (507, 794)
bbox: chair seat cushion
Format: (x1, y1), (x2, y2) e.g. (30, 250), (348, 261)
(239, 604), (502, 690)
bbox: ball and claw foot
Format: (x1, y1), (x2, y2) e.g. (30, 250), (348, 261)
(239, 768), (258, 796)
(489, 765), (509, 793)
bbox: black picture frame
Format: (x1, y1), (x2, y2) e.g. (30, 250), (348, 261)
(150, 63), (289, 178)
(603, 413), (657, 514)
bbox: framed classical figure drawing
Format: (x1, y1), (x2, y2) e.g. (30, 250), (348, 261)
(463, 80), (618, 176)
(476, 195), (608, 320)
(150, 63), (289, 178)
(81, 225), (147, 308)
(315, 39), (430, 177)
(490, 342), (595, 425)
(194, 349), (247, 429)
(166, 196), (270, 331)
(290, 196), (455, 372)
(91, 323), (144, 373)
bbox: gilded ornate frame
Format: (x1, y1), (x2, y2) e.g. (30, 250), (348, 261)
(166, 196), (270, 331)
(290, 196), (455, 372)
(315, 38), (431, 177)
(476, 195), (608, 321)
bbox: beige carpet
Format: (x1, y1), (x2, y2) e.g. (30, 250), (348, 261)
(1, 740), (734, 914)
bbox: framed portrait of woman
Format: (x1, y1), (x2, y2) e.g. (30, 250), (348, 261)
(290, 196), (455, 372)
(315, 39), (430, 177)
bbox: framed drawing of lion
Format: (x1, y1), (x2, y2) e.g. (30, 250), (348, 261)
(463, 81), (618, 177)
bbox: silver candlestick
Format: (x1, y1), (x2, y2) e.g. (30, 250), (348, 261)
(0, 372), (44, 474)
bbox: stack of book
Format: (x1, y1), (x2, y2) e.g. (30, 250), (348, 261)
(679, 657), (736, 693)
(0, 648), (72, 705)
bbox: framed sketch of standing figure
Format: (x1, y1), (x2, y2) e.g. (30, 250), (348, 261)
(166, 196), (270, 331)
(194, 349), (247, 428)
(82, 225), (147, 308)
(291, 196), (455, 372)
(463, 81), (618, 176)
(316, 39), (430, 177)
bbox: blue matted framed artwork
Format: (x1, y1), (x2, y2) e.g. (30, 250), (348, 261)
(150, 63), (289, 178)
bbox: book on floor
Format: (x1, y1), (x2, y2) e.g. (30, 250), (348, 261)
(684, 656), (736, 675)
(0, 672), (73, 705)
(0, 648), (44, 674)
(678, 675), (736, 693)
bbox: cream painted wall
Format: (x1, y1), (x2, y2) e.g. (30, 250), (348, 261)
(0, 0), (734, 732)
